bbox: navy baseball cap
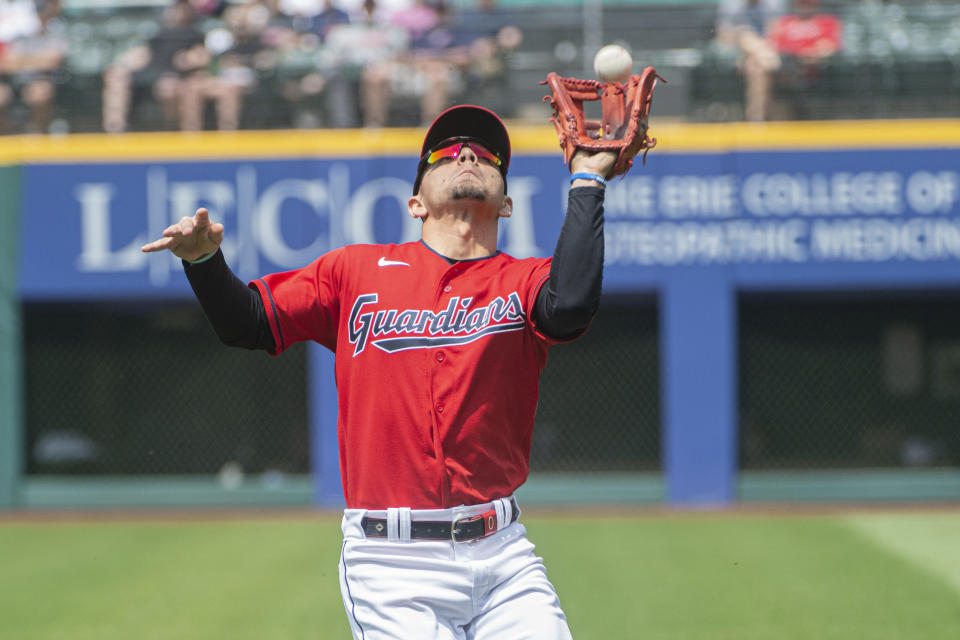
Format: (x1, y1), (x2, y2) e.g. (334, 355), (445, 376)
(413, 105), (511, 194)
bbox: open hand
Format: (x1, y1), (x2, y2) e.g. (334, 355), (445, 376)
(140, 208), (224, 261)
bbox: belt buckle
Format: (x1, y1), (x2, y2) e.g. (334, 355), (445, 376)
(450, 512), (474, 543)
(451, 509), (498, 543)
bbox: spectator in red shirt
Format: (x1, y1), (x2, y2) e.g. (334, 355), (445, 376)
(768, 0), (842, 118)
(769, 0), (842, 59)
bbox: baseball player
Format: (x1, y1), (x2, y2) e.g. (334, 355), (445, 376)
(142, 105), (616, 639)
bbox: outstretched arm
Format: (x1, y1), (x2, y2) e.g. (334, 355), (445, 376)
(141, 208), (274, 350)
(534, 151), (616, 340)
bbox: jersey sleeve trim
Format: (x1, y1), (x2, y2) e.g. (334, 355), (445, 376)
(252, 278), (286, 354)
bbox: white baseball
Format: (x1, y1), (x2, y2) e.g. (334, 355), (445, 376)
(593, 44), (633, 82)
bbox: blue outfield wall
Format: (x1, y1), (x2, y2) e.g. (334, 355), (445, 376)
(12, 124), (960, 507)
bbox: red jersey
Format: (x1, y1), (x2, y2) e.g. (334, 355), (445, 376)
(251, 241), (561, 509)
(769, 13), (842, 57)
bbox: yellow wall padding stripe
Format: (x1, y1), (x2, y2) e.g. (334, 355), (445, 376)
(0, 119), (958, 164)
(653, 119), (960, 152)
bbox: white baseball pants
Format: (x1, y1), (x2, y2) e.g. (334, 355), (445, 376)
(338, 499), (573, 639)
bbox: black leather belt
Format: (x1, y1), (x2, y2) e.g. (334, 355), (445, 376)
(361, 497), (519, 542)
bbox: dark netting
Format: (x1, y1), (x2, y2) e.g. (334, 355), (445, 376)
(739, 292), (960, 470)
(24, 302), (308, 476)
(532, 295), (660, 471)
(24, 296), (659, 477)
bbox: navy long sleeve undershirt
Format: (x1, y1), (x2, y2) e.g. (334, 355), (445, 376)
(184, 186), (605, 348)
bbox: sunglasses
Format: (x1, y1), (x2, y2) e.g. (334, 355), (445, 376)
(423, 137), (503, 168)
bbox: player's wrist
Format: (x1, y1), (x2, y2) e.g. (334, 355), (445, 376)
(185, 249), (218, 265)
(570, 172), (607, 188)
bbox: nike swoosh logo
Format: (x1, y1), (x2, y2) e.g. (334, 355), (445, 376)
(378, 257), (410, 267)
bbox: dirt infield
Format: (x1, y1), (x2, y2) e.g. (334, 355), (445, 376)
(0, 506), (336, 525)
(2, 501), (959, 525)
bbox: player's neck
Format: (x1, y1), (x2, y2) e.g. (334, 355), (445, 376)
(421, 217), (498, 260)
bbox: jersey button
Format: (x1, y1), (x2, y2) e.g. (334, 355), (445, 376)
(443, 285), (452, 293)
(435, 352), (445, 363)
(436, 403), (445, 414)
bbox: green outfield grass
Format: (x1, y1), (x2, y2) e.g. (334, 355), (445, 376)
(1, 509), (958, 639)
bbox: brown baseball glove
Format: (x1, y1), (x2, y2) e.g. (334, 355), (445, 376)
(541, 67), (664, 178)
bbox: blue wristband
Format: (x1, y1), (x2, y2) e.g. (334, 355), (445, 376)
(570, 172), (607, 186)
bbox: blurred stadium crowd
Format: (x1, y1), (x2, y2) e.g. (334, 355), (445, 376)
(0, 0), (957, 135)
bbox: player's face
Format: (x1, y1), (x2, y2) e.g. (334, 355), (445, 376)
(419, 139), (506, 204)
